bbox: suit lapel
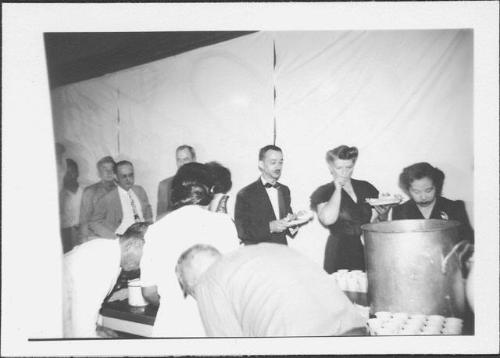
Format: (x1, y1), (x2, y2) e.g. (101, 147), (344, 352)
(112, 188), (123, 221)
(277, 186), (286, 219)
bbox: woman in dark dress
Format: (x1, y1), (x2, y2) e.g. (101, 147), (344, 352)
(310, 145), (390, 273)
(392, 162), (474, 243)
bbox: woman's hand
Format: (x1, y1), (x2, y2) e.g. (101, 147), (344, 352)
(373, 204), (391, 221)
(372, 193), (399, 221)
(334, 177), (347, 188)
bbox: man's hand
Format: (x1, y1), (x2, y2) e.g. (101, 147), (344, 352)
(270, 219), (290, 233)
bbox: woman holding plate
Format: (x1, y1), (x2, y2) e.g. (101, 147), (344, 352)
(310, 145), (393, 273)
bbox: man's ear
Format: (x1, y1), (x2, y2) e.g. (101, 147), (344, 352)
(258, 160), (264, 171)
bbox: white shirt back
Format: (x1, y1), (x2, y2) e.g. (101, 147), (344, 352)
(63, 239), (121, 337)
(140, 205), (238, 337)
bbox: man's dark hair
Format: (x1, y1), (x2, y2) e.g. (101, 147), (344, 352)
(120, 222), (151, 240)
(399, 162), (445, 196)
(114, 160), (133, 174)
(206, 161), (232, 194)
(96, 155), (116, 170)
(258, 145), (282, 161)
(176, 145), (197, 160)
(171, 162), (214, 209)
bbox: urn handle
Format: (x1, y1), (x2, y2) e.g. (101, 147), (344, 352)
(441, 240), (471, 274)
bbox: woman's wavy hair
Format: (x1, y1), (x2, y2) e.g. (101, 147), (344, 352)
(399, 162), (445, 196)
(205, 161), (232, 194)
(171, 162), (215, 209)
(326, 145), (359, 164)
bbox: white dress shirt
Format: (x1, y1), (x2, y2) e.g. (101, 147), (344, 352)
(116, 186), (144, 235)
(261, 177), (280, 220)
(60, 186), (84, 228)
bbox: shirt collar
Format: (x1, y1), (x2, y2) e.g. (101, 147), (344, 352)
(117, 185), (130, 195)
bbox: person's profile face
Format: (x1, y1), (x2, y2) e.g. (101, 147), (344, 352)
(176, 149), (195, 169)
(329, 158), (355, 181)
(409, 176), (437, 207)
(115, 164), (135, 190)
(259, 149), (283, 182)
(98, 162), (115, 182)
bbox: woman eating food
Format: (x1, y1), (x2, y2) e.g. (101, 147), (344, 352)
(310, 145), (392, 273)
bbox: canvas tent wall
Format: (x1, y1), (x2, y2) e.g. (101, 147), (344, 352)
(50, 30), (473, 264)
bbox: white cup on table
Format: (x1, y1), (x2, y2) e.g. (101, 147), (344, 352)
(128, 279), (147, 307)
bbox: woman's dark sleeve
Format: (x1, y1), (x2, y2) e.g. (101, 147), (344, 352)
(310, 184), (333, 212)
(455, 200), (474, 243)
(365, 181), (379, 199)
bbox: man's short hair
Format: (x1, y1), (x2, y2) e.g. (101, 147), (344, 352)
(96, 156), (116, 170)
(175, 244), (221, 298)
(114, 160), (133, 174)
(176, 145), (196, 160)
(118, 222), (150, 271)
(171, 162), (214, 209)
(258, 145), (282, 161)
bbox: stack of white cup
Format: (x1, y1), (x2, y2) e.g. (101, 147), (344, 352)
(367, 312), (463, 336)
(330, 270), (368, 293)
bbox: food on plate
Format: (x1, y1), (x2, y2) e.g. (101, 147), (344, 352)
(284, 210), (314, 226)
(365, 196), (402, 206)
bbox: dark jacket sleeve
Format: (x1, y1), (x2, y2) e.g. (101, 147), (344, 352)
(234, 190), (272, 245)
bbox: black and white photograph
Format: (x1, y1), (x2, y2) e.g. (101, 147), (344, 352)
(2, 2), (499, 356)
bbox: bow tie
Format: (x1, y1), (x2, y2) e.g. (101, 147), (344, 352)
(264, 182), (280, 189)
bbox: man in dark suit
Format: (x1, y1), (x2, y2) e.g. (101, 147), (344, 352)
(156, 145), (196, 221)
(235, 145), (298, 245)
(89, 160), (152, 239)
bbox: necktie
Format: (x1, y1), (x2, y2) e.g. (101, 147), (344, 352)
(264, 182), (280, 189)
(128, 191), (141, 222)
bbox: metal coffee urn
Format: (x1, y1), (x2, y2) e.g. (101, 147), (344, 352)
(361, 219), (467, 317)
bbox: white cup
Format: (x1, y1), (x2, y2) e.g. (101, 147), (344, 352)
(375, 311), (392, 322)
(442, 325), (462, 334)
(444, 317), (463, 327)
(128, 280), (147, 307)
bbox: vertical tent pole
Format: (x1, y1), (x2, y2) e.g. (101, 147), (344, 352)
(273, 38), (277, 146)
(116, 89), (121, 155)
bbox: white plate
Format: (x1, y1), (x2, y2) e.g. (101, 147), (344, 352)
(286, 210), (314, 226)
(365, 197), (401, 206)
